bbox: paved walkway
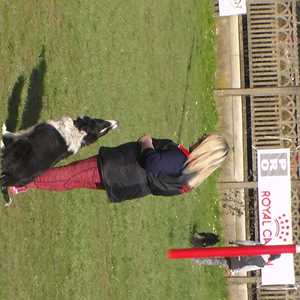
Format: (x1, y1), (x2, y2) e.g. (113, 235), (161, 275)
(215, 16), (248, 300)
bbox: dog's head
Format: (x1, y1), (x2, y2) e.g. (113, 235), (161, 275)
(74, 116), (118, 146)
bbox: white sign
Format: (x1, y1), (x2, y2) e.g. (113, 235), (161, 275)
(257, 149), (295, 286)
(219, 0), (247, 16)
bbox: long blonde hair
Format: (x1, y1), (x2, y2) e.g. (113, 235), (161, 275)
(183, 134), (229, 189)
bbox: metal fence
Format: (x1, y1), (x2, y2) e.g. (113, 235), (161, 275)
(244, 1), (299, 299)
(216, 0), (300, 299)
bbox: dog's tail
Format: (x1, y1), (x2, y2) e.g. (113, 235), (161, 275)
(182, 134), (229, 189)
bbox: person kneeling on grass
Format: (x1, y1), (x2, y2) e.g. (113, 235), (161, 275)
(191, 232), (281, 276)
(8, 133), (229, 203)
(193, 253), (281, 276)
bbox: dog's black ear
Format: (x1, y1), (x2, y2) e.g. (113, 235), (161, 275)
(73, 117), (84, 131)
(73, 116), (93, 132)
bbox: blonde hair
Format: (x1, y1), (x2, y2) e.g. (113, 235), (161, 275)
(183, 134), (229, 189)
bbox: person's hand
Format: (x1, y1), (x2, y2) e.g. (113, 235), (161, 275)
(138, 135), (154, 151)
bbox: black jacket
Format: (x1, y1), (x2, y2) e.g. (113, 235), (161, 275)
(227, 256), (266, 270)
(97, 139), (189, 202)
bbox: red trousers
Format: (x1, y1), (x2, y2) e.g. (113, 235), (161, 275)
(24, 155), (102, 191)
(19, 144), (190, 193)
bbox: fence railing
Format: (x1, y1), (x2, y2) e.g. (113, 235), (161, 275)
(215, 0), (300, 299)
(244, 1), (299, 299)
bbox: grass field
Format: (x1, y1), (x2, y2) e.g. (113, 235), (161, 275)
(0, 1), (227, 299)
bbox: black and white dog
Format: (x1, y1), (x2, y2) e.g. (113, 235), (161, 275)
(0, 116), (118, 188)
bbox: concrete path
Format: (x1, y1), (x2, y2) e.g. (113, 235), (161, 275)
(215, 15), (248, 300)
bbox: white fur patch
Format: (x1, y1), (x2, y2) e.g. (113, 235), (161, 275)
(2, 123), (7, 135)
(107, 120), (118, 130)
(1, 123), (7, 149)
(3, 124), (35, 138)
(48, 117), (86, 154)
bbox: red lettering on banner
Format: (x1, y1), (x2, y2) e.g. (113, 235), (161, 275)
(263, 229), (272, 237)
(262, 220), (271, 226)
(262, 197), (271, 207)
(261, 191), (271, 197)
(262, 205), (271, 216)
(263, 229), (272, 244)
(261, 191), (273, 244)
(262, 213), (271, 220)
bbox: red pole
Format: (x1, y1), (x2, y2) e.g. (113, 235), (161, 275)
(168, 244), (299, 259)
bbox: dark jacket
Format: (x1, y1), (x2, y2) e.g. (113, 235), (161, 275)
(97, 139), (189, 202)
(140, 147), (187, 177)
(227, 256), (266, 270)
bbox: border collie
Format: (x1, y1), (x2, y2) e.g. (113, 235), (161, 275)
(0, 116), (118, 189)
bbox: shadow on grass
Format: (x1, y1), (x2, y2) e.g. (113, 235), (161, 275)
(20, 47), (46, 130)
(4, 47), (47, 132)
(5, 75), (25, 132)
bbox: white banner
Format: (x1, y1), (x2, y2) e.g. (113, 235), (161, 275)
(257, 149), (295, 286)
(219, 0), (247, 16)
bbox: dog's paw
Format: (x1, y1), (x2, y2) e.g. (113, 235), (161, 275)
(4, 196), (13, 207)
(0, 186), (13, 207)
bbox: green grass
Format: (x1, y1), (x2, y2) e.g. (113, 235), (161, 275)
(0, 1), (227, 299)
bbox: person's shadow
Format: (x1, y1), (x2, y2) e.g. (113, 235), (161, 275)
(1, 47), (47, 205)
(5, 47), (46, 132)
(5, 75), (25, 132)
